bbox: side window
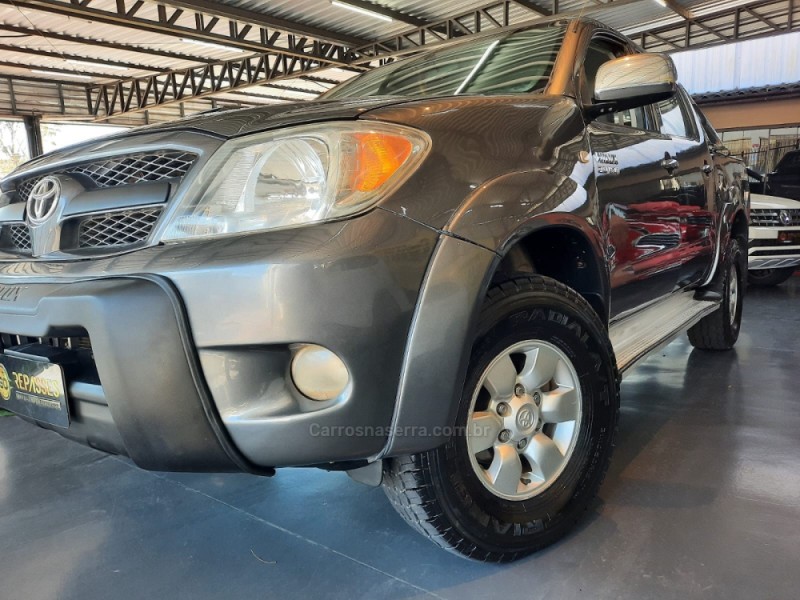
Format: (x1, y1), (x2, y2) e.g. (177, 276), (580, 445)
(655, 91), (697, 139)
(583, 39), (652, 132)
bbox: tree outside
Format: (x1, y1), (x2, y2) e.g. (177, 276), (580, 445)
(0, 121), (28, 178)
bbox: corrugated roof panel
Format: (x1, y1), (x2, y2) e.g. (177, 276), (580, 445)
(0, 5), (239, 68)
(671, 30), (800, 93)
(224, 0), (550, 42)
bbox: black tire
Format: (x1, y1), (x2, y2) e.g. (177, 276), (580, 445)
(382, 276), (619, 562)
(748, 267), (796, 287)
(688, 238), (745, 351)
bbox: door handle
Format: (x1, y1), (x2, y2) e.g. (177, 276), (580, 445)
(661, 157), (680, 173)
(702, 162), (713, 175)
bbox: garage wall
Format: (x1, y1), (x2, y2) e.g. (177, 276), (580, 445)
(702, 97), (800, 131)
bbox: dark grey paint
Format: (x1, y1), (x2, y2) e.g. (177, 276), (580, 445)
(0, 280), (798, 598)
(0, 18), (747, 469)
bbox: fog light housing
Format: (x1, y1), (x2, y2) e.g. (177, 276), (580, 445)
(290, 344), (350, 401)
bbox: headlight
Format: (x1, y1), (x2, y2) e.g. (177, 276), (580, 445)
(160, 122), (430, 241)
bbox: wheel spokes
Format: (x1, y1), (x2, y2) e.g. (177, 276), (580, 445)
(483, 354), (517, 399)
(467, 340), (584, 500)
(540, 386), (579, 424)
(468, 411), (504, 453)
(520, 346), (560, 390)
(524, 433), (565, 482)
(487, 444), (523, 496)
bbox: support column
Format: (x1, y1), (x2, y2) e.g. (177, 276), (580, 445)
(23, 115), (43, 159)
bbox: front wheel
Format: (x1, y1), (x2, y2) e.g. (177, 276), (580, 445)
(382, 276), (619, 562)
(748, 267), (796, 287)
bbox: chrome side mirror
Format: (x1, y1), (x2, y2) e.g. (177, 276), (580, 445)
(594, 53), (678, 108)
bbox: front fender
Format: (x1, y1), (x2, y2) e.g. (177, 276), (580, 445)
(378, 234), (497, 457)
(443, 167), (605, 258)
(379, 168), (612, 457)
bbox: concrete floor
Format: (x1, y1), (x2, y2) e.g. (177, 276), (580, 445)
(1, 279), (799, 600)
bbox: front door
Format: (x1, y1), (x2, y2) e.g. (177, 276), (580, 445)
(589, 116), (685, 317)
(650, 91), (717, 289)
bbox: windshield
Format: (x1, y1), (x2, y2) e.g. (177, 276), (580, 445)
(326, 24), (566, 100)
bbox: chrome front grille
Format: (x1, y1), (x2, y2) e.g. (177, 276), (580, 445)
(750, 208), (800, 227)
(68, 152), (196, 190)
(15, 177), (42, 203)
(13, 151), (197, 202)
(76, 207), (163, 248)
(0, 207), (163, 254)
(6, 223), (32, 252)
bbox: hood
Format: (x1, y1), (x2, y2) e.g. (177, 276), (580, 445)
(130, 96), (414, 138)
(751, 193), (800, 210)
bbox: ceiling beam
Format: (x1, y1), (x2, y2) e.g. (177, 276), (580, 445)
(0, 44), (162, 72)
(0, 0), (355, 65)
(635, 0), (799, 52)
(0, 74), (251, 120)
(156, 0), (368, 46)
(85, 49), (336, 119)
(0, 61), (149, 83)
(0, 23), (218, 64)
(658, 0), (731, 44)
(352, 0), (639, 63)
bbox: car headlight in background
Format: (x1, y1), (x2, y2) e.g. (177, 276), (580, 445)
(160, 122), (430, 241)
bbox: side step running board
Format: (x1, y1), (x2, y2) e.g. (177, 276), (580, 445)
(609, 292), (720, 375)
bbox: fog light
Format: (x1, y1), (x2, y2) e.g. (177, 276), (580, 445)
(291, 344), (350, 401)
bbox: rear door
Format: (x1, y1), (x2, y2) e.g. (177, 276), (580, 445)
(650, 89), (717, 288)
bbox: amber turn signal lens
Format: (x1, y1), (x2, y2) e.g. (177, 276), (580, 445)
(350, 133), (414, 192)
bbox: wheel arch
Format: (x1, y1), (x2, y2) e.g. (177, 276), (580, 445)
(381, 215), (610, 459)
(491, 220), (610, 323)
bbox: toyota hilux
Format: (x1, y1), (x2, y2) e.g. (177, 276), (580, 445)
(0, 18), (748, 561)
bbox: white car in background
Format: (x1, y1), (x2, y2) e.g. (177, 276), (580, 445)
(748, 193), (800, 286)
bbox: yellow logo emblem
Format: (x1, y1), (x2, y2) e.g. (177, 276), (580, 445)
(0, 364), (11, 401)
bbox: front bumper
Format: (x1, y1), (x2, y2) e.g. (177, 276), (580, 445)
(0, 209), (439, 470)
(748, 227), (800, 270)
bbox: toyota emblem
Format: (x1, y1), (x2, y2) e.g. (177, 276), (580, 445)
(27, 176), (61, 224)
(779, 210), (792, 226)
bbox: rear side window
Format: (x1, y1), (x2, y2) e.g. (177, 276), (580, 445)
(656, 92), (696, 139)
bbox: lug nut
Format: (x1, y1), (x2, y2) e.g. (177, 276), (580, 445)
(498, 429), (512, 443)
(517, 438), (528, 450)
(514, 384), (525, 397)
(497, 402), (510, 416)
(532, 392), (541, 405)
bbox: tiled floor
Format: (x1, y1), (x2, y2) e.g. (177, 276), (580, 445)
(1, 278), (798, 599)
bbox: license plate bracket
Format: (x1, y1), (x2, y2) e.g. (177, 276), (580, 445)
(0, 347), (70, 428)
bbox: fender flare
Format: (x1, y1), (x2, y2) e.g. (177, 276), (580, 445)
(378, 171), (610, 458)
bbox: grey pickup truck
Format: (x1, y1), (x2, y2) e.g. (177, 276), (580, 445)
(0, 18), (747, 561)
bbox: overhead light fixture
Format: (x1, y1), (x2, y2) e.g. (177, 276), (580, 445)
(331, 1), (392, 22)
(66, 59), (129, 71)
(652, 0), (668, 6)
(180, 38), (245, 53)
(30, 69), (91, 80)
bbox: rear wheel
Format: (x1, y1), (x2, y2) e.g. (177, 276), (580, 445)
(688, 238), (744, 351)
(748, 267), (796, 287)
(382, 276), (619, 562)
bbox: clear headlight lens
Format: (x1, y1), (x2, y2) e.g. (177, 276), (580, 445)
(160, 122), (430, 241)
